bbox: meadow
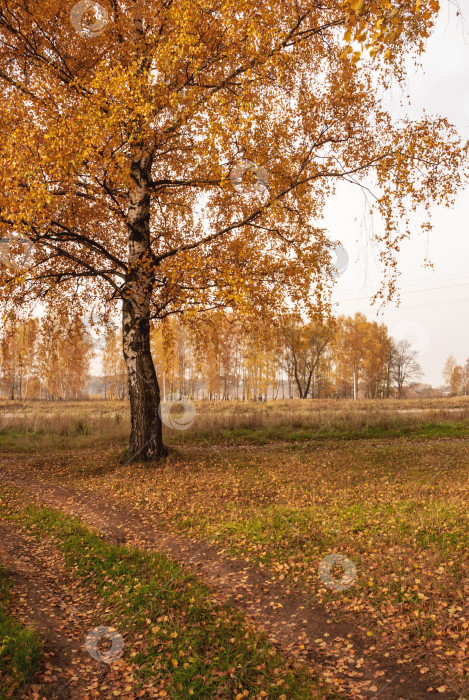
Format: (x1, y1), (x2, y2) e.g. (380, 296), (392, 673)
(0, 397), (468, 699)
(0, 395), (468, 451)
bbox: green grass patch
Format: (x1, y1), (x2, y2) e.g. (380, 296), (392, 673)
(169, 420), (469, 446)
(0, 563), (42, 700)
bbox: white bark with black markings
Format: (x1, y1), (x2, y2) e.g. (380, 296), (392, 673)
(122, 155), (166, 461)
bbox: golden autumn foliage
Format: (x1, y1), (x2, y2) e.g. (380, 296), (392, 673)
(0, 310), (93, 399)
(443, 354), (469, 397)
(0, 316), (38, 399)
(103, 326), (129, 399)
(0, 0), (467, 457)
(36, 308), (93, 399)
(0, 0), (466, 316)
(333, 313), (392, 398)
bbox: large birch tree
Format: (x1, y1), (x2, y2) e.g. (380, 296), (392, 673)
(0, 0), (467, 460)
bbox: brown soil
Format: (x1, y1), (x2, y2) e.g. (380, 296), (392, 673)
(0, 520), (106, 698)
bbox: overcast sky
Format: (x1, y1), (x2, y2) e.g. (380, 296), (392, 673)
(326, 4), (469, 387)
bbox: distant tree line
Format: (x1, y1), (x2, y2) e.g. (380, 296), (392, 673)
(147, 311), (424, 401)
(443, 355), (469, 396)
(0, 310), (427, 401)
(0, 310), (93, 400)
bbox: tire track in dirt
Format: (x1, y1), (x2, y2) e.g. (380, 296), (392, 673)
(0, 520), (109, 698)
(0, 464), (458, 700)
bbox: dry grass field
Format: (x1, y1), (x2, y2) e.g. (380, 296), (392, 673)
(1, 395), (468, 452)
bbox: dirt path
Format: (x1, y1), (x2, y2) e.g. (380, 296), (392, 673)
(0, 520), (110, 699)
(0, 464), (459, 700)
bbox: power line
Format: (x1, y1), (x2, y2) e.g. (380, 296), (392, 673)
(333, 296), (469, 311)
(334, 281), (469, 303)
(395, 297), (469, 311)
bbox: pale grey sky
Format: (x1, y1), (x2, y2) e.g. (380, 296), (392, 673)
(327, 4), (469, 386)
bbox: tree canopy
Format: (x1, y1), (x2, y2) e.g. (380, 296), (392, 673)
(1, 0), (465, 311)
(0, 0), (467, 458)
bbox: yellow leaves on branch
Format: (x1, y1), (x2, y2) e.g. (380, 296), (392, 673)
(341, 0), (441, 61)
(0, 0), (464, 328)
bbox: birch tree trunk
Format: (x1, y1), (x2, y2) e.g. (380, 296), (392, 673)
(122, 155), (167, 462)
